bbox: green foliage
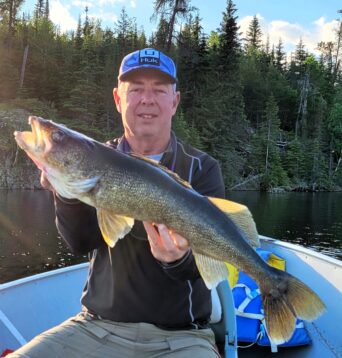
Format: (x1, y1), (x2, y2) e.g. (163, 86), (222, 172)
(326, 90), (342, 153)
(0, 50), (19, 99)
(0, 0), (341, 191)
(0, 98), (58, 118)
(249, 95), (289, 190)
(172, 110), (202, 148)
(284, 138), (306, 180)
(245, 15), (263, 53)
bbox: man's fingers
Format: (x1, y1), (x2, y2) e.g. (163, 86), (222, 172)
(158, 224), (189, 250)
(171, 232), (189, 250)
(143, 221), (160, 247)
(156, 224), (174, 249)
(143, 222), (190, 263)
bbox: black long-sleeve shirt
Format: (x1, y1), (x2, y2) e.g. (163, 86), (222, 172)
(54, 133), (225, 329)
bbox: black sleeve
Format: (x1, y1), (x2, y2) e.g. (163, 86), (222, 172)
(191, 157), (225, 198)
(54, 193), (104, 254)
(161, 156), (225, 281)
(159, 249), (200, 281)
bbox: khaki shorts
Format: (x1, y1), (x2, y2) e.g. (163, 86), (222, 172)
(8, 312), (220, 358)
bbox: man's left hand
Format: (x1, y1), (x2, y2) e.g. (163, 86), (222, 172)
(143, 222), (190, 264)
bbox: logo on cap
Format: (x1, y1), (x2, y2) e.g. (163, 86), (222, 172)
(139, 49), (160, 66)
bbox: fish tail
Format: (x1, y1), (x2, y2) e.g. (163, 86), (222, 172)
(259, 270), (326, 344)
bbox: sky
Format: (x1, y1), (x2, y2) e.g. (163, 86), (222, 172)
(21, 0), (342, 55)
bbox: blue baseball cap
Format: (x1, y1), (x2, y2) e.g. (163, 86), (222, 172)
(118, 48), (177, 83)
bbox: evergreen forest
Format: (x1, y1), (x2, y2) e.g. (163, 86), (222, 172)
(0, 0), (341, 191)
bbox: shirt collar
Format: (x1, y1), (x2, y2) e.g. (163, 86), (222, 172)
(117, 132), (175, 155)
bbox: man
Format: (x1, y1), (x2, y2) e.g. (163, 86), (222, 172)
(10, 48), (225, 357)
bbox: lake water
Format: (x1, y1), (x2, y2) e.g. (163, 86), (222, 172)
(0, 190), (341, 284)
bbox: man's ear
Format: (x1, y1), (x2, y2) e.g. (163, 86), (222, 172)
(113, 88), (122, 113)
(172, 91), (180, 115)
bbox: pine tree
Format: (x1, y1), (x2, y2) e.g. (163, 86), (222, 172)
(44, 0), (49, 19)
(325, 88), (342, 180)
(245, 15), (262, 53)
(62, 13), (105, 127)
(152, 0), (192, 51)
(114, 7), (138, 57)
(218, 0), (240, 72)
(153, 15), (169, 51)
(0, 0), (24, 47)
(172, 110), (202, 148)
(293, 38), (308, 76)
(188, 1), (248, 187)
(0, 48), (20, 98)
(275, 38), (286, 73)
(250, 95), (288, 190)
(284, 138), (307, 183)
(34, 0), (44, 19)
(177, 12), (203, 115)
(305, 138), (330, 190)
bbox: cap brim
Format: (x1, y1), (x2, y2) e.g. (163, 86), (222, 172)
(119, 67), (177, 84)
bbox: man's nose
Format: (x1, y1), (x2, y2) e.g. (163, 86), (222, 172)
(140, 89), (155, 104)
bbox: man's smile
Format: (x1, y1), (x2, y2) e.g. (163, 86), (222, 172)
(137, 113), (158, 119)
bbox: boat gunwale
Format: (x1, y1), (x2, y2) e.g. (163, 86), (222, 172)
(259, 235), (342, 268)
(0, 262), (88, 291)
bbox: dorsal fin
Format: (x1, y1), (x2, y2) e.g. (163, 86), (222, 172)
(129, 153), (193, 189)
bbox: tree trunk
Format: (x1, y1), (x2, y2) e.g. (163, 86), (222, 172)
(19, 45), (29, 89)
(166, 2), (178, 51)
(265, 117), (271, 174)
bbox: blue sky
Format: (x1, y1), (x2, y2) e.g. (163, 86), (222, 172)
(22, 0), (341, 54)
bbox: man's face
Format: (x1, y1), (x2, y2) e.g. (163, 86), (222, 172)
(114, 69), (180, 141)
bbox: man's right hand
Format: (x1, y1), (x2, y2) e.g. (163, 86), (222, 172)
(40, 172), (54, 191)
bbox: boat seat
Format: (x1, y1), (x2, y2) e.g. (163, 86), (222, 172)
(210, 280), (237, 358)
(210, 287), (222, 324)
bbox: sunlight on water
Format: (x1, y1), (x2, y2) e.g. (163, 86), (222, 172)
(0, 190), (87, 283)
(0, 190), (341, 283)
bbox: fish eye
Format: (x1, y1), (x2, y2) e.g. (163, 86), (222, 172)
(52, 130), (65, 143)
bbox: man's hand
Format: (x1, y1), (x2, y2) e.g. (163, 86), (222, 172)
(40, 172), (54, 191)
(143, 222), (189, 264)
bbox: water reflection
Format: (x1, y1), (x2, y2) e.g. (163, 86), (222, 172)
(0, 190), (341, 284)
(227, 191), (342, 260)
(0, 190), (87, 284)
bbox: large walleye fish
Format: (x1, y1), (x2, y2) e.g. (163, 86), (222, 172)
(14, 116), (325, 344)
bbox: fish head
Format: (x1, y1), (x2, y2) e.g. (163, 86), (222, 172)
(14, 116), (95, 172)
(14, 116), (100, 198)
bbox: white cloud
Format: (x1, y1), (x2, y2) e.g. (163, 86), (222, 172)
(312, 17), (339, 43)
(238, 14), (340, 55)
(71, 0), (94, 8)
(97, 0), (125, 6)
(50, 0), (78, 31)
(85, 10), (118, 24)
(130, 1), (136, 8)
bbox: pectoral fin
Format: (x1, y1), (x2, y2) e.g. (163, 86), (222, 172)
(97, 209), (134, 247)
(208, 197), (260, 248)
(193, 252), (229, 289)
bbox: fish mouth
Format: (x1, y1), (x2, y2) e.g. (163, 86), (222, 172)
(14, 116), (45, 153)
(14, 116), (50, 171)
